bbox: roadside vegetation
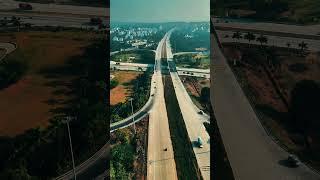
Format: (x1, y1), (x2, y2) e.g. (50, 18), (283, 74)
(111, 50), (155, 64)
(110, 117), (148, 179)
(173, 54), (210, 69)
(163, 75), (202, 179)
(224, 42), (320, 170)
(110, 69), (152, 123)
(212, 0), (320, 24)
(180, 76), (210, 113)
(0, 34), (108, 179)
(0, 50), (28, 89)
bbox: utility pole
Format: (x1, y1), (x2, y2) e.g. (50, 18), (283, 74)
(129, 98), (136, 134)
(64, 116), (77, 180)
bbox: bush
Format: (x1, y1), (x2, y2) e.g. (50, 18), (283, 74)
(0, 55), (28, 89)
(110, 79), (119, 89)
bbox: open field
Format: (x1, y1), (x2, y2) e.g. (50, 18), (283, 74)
(111, 50), (155, 64)
(110, 71), (142, 105)
(224, 44), (320, 170)
(174, 54), (210, 69)
(0, 31), (99, 136)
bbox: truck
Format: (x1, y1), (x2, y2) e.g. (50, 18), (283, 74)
(19, 3), (33, 10)
(197, 137), (203, 148)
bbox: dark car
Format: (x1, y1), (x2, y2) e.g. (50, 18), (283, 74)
(287, 154), (300, 167)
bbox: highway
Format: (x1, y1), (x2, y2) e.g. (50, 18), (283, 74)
(110, 75), (155, 132)
(211, 23), (320, 180)
(0, 0), (107, 17)
(0, 12), (109, 28)
(0, 42), (16, 60)
(216, 30), (320, 51)
(146, 33), (178, 180)
(213, 17), (320, 36)
(164, 30), (211, 180)
(55, 143), (110, 180)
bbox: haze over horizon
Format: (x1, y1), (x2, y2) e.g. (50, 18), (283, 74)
(111, 0), (209, 23)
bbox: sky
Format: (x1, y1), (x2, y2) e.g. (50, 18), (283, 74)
(111, 0), (209, 23)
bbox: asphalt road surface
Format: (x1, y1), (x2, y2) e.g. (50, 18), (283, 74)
(211, 26), (320, 180)
(212, 17), (320, 36)
(147, 35), (178, 180)
(0, 0), (107, 17)
(55, 143), (110, 180)
(164, 31), (211, 180)
(0, 12), (108, 27)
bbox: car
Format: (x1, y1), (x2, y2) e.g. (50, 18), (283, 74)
(197, 137), (203, 148)
(151, 94), (154, 96)
(287, 154), (300, 167)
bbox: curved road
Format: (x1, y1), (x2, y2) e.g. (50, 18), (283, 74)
(211, 24), (320, 180)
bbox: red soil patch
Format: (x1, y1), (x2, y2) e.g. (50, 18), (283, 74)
(110, 71), (142, 105)
(110, 85), (127, 105)
(0, 31), (96, 136)
(0, 75), (51, 136)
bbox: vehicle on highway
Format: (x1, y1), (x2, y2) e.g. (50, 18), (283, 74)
(287, 154), (301, 167)
(164, 148), (167, 151)
(19, 3), (33, 10)
(197, 137), (203, 148)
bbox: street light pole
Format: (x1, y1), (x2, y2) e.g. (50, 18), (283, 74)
(129, 98), (136, 134)
(64, 116), (76, 180)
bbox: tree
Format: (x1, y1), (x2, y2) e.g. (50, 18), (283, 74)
(290, 80), (320, 148)
(244, 32), (256, 46)
(232, 31), (242, 46)
(298, 41), (308, 55)
(200, 87), (210, 104)
(256, 34), (268, 47)
(286, 42), (291, 49)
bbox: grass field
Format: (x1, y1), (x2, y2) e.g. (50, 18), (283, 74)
(111, 50), (155, 64)
(0, 31), (99, 136)
(110, 71), (142, 105)
(174, 54), (210, 69)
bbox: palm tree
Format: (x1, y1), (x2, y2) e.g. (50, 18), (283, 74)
(232, 31), (242, 48)
(298, 41), (308, 55)
(256, 34), (268, 47)
(286, 42), (291, 49)
(244, 32), (256, 46)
